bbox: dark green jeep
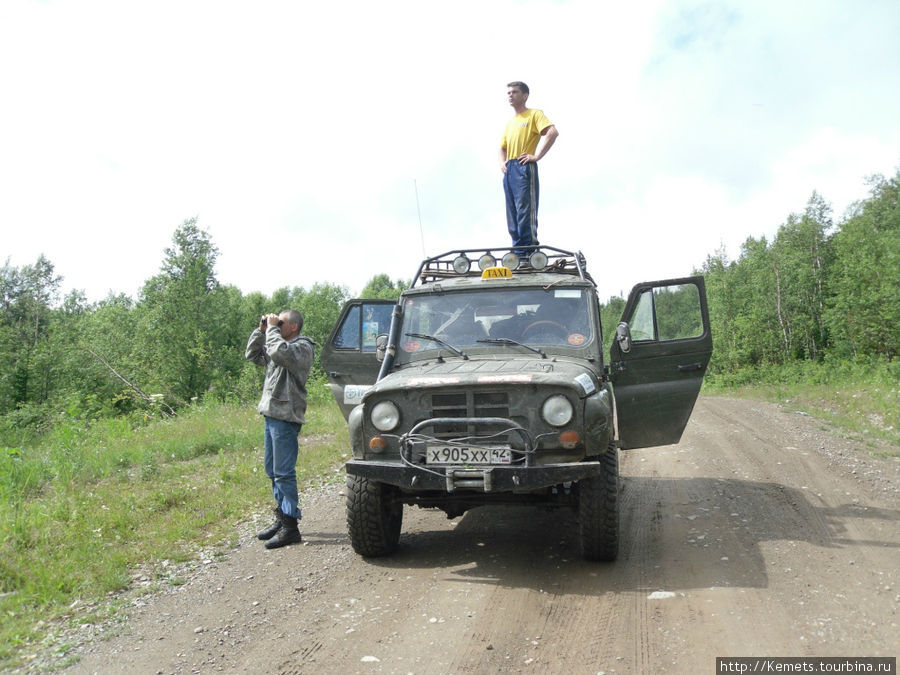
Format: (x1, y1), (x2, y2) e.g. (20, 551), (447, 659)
(322, 246), (712, 561)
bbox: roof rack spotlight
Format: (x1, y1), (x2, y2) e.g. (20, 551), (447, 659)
(529, 250), (548, 270)
(477, 254), (497, 271)
(452, 255), (471, 274)
(501, 252), (520, 269)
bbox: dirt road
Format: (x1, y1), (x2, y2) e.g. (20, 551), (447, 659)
(64, 398), (898, 674)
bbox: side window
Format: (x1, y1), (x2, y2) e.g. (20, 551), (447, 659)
(333, 303), (394, 351)
(630, 291), (655, 341)
(362, 304), (394, 352)
(629, 283), (703, 342)
(655, 284), (702, 340)
(333, 305), (361, 348)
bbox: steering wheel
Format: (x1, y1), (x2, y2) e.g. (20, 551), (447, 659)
(521, 320), (569, 341)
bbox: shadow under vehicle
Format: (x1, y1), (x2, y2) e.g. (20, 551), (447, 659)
(322, 245), (712, 561)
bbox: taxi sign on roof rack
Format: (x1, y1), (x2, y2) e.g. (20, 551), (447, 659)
(482, 266), (512, 279)
(412, 245), (593, 288)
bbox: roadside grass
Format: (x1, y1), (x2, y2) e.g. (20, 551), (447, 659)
(0, 396), (348, 670)
(704, 359), (899, 453)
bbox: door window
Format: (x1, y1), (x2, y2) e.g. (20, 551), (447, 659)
(630, 283), (704, 342)
(332, 303), (394, 351)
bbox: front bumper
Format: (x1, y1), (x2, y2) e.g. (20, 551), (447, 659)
(345, 458), (603, 493)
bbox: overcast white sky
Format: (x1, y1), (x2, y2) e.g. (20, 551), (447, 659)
(2, 0), (898, 304)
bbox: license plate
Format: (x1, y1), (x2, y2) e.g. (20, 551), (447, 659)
(425, 444), (512, 465)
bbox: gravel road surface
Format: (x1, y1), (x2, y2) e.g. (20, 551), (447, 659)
(61, 397), (898, 674)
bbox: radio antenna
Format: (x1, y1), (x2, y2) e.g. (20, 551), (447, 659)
(414, 179), (426, 257)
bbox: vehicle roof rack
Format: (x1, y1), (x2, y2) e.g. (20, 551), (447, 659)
(411, 245), (592, 288)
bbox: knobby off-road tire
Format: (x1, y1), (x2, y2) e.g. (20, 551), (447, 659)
(578, 443), (619, 561)
(346, 475), (403, 557)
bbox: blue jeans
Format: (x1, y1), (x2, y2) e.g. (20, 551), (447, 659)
(503, 160), (540, 253)
(263, 416), (302, 519)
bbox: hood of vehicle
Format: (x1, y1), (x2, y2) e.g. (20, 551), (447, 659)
(371, 356), (602, 398)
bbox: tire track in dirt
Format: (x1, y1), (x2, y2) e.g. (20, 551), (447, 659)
(619, 468), (661, 674)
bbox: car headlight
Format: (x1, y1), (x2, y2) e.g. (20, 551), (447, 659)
(541, 394), (573, 427)
(370, 400), (400, 431)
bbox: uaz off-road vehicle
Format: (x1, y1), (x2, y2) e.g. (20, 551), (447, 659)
(322, 246), (712, 561)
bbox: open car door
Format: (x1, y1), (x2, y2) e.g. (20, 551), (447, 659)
(609, 276), (712, 449)
(321, 299), (396, 420)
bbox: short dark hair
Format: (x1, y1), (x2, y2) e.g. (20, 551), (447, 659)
(507, 81), (529, 95)
(282, 309), (303, 332)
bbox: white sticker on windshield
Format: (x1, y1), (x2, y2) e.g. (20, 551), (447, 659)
(343, 385), (372, 405)
(554, 290), (581, 298)
(574, 373), (596, 395)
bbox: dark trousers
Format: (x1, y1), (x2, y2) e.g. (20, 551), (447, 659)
(503, 159), (540, 253)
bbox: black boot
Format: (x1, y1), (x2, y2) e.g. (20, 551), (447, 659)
(264, 514), (301, 549)
(256, 507), (283, 541)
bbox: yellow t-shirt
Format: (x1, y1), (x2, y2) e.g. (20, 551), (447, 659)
(501, 108), (553, 160)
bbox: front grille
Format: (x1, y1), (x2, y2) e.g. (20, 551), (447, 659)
(430, 391), (510, 441)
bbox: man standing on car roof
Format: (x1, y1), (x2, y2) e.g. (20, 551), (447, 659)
(500, 81), (559, 255)
(245, 310), (315, 549)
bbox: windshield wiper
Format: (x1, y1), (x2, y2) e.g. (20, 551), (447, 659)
(405, 333), (468, 359)
(477, 337), (546, 358)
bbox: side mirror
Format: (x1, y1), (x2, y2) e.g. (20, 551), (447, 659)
(375, 333), (389, 362)
(615, 322), (632, 354)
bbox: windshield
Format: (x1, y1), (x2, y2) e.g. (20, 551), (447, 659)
(399, 287), (594, 357)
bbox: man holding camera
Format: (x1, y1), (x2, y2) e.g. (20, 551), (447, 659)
(245, 310), (315, 549)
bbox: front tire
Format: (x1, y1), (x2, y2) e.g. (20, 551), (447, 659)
(346, 475), (403, 557)
(578, 443), (619, 561)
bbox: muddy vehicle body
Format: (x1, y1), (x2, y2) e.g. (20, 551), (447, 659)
(322, 246), (712, 561)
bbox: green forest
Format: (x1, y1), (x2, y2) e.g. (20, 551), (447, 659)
(1, 170), (898, 442)
(0, 219), (407, 443)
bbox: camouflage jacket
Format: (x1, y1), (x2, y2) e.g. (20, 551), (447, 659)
(245, 327), (316, 425)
